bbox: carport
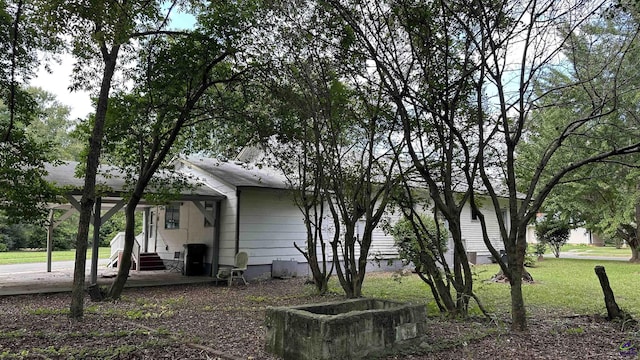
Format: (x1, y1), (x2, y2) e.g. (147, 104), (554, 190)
(43, 161), (225, 286)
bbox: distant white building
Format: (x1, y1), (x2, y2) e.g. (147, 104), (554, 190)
(525, 214), (602, 246)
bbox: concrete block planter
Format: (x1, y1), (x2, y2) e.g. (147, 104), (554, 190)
(265, 298), (427, 360)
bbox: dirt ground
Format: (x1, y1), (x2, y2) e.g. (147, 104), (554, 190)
(0, 274), (637, 359)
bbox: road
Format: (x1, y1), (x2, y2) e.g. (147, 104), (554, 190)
(0, 259), (109, 274)
(558, 251), (629, 262)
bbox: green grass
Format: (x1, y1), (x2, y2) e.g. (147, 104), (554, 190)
(341, 258), (640, 317)
(0, 247), (110, 265)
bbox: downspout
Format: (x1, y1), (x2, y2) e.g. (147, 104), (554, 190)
(212, 201), (222, 276)
(235, 188), (241, 254)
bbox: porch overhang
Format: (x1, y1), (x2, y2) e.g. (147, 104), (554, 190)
(43, 161), (227, 285)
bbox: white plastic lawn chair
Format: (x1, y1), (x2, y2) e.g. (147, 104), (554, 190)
(229, 251), (248, 286)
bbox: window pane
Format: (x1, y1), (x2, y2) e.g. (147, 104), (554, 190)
(165, 204), (180, 229)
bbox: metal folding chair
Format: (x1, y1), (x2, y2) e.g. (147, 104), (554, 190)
(168, 251), (183, 273)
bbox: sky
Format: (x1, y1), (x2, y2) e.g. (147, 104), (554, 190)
(31, 53), (92, 120)
(30, 11), (197, 121)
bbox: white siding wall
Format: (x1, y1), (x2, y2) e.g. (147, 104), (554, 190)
(237, 189), (402, 266)
(171, 160), (524, 270)
(150, 202), (217, 264)
(526, 225), (592, 245)
(367, 213), (401, 260)
(176, 162), (239, 267)
(459, 199), (508, 256)
(238, 188), (309, 265)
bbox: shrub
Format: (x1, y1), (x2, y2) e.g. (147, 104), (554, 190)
(535, 216), (570, 258)
(524, 253), (536, 267)
(389, 215), (448, 270)
(0, 243), (7, 252)
(533, 242), (547, 257)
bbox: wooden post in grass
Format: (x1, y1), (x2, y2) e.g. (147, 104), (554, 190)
(594, 266), (625, 320)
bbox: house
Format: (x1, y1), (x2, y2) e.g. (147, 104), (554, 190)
(525, 213), (603, 246)
(167, 156), (404, 279)
(45, 157), (511, 282)
(164, 156), (509, 274)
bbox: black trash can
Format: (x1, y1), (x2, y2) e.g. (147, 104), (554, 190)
(499, 250), (508, 267)
(183, 243), (207, 276)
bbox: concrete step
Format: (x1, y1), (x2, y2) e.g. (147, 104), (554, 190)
(138, 253), (166, 271)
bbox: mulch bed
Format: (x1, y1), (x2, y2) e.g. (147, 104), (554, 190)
(0, 274), (636, 359)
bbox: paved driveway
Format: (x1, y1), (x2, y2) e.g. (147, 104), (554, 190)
(0, 259), (109, 274)
(558, 251), (629, 262)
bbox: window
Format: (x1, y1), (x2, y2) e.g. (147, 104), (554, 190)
(501, 209), (510, 233)
(204, 201), (215, 227)
(165, 204), (180, 229)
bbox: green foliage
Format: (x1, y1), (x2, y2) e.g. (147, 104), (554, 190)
(524, 253), (536, 267)
(0, 106), (59, 223)
(0, 1), (64, 224)
(99, 212), (141, 247)
(535, 217), (570, 258)
(533, 242), (547, 257)
(24, 88), (83, 161)
(389, 215), (448, 270)
(0, 211), (46, 250)
(518, 14), (640, 247)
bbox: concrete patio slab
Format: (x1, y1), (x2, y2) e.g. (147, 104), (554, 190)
(0, 261), (217, 296)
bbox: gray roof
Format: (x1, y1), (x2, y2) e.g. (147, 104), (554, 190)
(45, 161), (225, 200)
(181, 156), (288, 189)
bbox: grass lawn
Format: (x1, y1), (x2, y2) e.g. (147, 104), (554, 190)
(347, 258), (640, 317)
(0, 247), (111, 265)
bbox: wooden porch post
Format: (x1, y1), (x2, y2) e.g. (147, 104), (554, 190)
(143, 207), (150, 253)
(192, 199), (222, 277)
(46, 210), (54, 272)
(90, 197), (101, 285)
(212, 201), (222, 277)
(46, 206), (77, 273)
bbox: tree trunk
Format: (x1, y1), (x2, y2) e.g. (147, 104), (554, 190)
(296, 203), (330, 295)
(594, 266), (625, 320)
(107, 195), (139, 299)
(632, 198), (640, 263)
(69, 200), (93, 319)
(449, 224), (472, 315)
(508, 231), (529, 331)
(352, 271), (364, 298)
(335, 225), (359, 298)
(630, 246), (640, 263)
(509, 265), (527, 331)
(420, 252), (457, 314)
(69, 49), (119, 319)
